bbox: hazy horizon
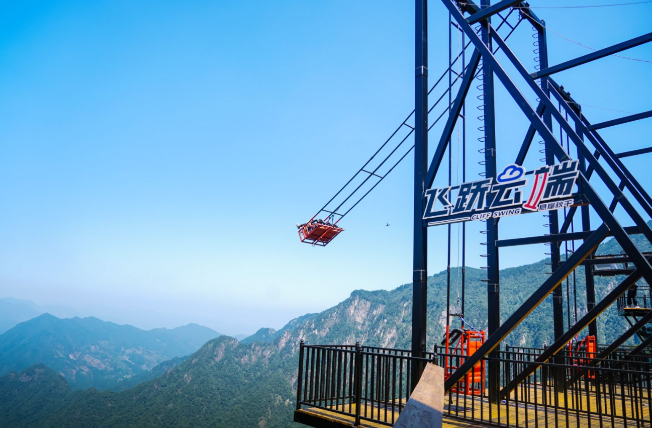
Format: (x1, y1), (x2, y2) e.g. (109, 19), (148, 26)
(1, 0), (650, 336)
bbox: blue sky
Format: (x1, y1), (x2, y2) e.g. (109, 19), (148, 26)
(0, 0), (650, 335)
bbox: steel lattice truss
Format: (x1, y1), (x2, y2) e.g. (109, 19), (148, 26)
(305, 0), (652, 403)
(433, 0), (652, 401)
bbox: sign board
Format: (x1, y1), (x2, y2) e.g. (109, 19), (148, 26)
(423, 160), (580, 226)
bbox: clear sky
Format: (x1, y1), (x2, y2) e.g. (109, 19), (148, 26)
(0, 0), (650, 335)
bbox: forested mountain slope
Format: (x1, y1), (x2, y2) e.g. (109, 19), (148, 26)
(1, 230), (648, 427)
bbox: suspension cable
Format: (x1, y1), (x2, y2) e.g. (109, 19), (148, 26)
(306, 10), (522, 226)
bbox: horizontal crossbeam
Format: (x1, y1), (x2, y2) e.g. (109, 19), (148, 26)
(618, 147), (652, 158)
(583, 256), (632, 265)
(500, 255), (651, 399)
(592, 268), (634, 276)
(442, 0), (652, 396)
(466, 0), (521, 24)
(443, 224), (609, 393)
(588, 110), (652, 131)
(425, 50), (481, 188)
(566, 309), (652, 386)
(531, 31), (652, 79)
(321, 210), (343, 216)
(548, 80), (652, 222)
(497, 225), (642, 248)
(361, 169), (384, 179)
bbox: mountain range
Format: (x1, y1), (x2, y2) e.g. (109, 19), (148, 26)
(0, 231), (648, 427)
(0, 314), (222, 390)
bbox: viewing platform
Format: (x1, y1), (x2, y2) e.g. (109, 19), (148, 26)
(294, 343), (652, 428)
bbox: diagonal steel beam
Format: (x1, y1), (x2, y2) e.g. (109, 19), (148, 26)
(559, 207), (581, 236)
(443, 224), (609, 393)
(487, 27), (652, 258)
(558, 146), (648, 234)
(442, 0), (652, 394)
(514, 101), (545, 166)
(467, 0), (521, 24)
(443, 0), (652, 286)
(558, 149), (601, 236)
(531, 32), (652, 79)
(502, 172), (652, 394)
(559, 149), (602, 235)
(500, 253), (652, 398)
(558, 154), (622, 236)
(565, 309), (652, 386)
(603, 331), (652, 372)
(625, 334), (652, 357)
(580, 174), (652, 285)
(548, 84), (652, 218)
(425, 9), (523, 191)
(425, 50), (481, 189)
(573, 107), (652, 217)
(460, 0), (544, 28)
(592, 309), (652, 361)
(499, 32), (652, 231)
(443, 0), (570, 161)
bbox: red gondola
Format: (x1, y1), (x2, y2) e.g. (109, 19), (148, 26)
(443, 327), (485, 396)
(298, 221), (344, 246)
(570, 335), (596, 379)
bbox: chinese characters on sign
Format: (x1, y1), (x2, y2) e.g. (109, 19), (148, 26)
(423, 160), (580, 225)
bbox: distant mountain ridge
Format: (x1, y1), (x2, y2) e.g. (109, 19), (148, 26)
(240, 313), (318, 344)
(0, 314), (222, 390)
(0, 230), (648, 427)
(0, 298), (50, 334)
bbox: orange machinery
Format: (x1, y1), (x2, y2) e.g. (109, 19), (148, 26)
(443, 326), (486, 395)
(569, 335), (596, 379)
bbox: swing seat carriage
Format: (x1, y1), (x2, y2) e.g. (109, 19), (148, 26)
(298, 221), (344, 246)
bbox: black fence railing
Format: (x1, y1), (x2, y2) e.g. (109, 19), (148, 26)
(296, 342), (652, 427)
(442, 350), (652, 427)
(617, 291), (652, 313)
(295, 342), (434, 426)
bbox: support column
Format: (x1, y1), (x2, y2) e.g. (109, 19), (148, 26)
(411, 0), (428, 391)
(577, 126), (598, 338)
(538, 23), (565, 391)
(479, 0), (500, 404)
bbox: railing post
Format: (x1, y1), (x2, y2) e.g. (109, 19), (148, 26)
(505, 347), (511, 388)
(354, 342), (363, 426)
(296, 340), (305, 411)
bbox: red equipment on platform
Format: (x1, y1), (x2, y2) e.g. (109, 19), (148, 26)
(569, 335), (597, 379)
(298, 221), (344, 246)
(444, 326), (486, 395)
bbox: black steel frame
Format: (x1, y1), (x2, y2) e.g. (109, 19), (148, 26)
(427, 0), (652, 403)
(295, 1), (652, 426)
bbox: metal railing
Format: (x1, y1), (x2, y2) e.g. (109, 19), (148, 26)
(617, 291), (652, 313)
(296, 342), (434, 426)
(441, 350), (652, 427)
(296, 342), (652, 427)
